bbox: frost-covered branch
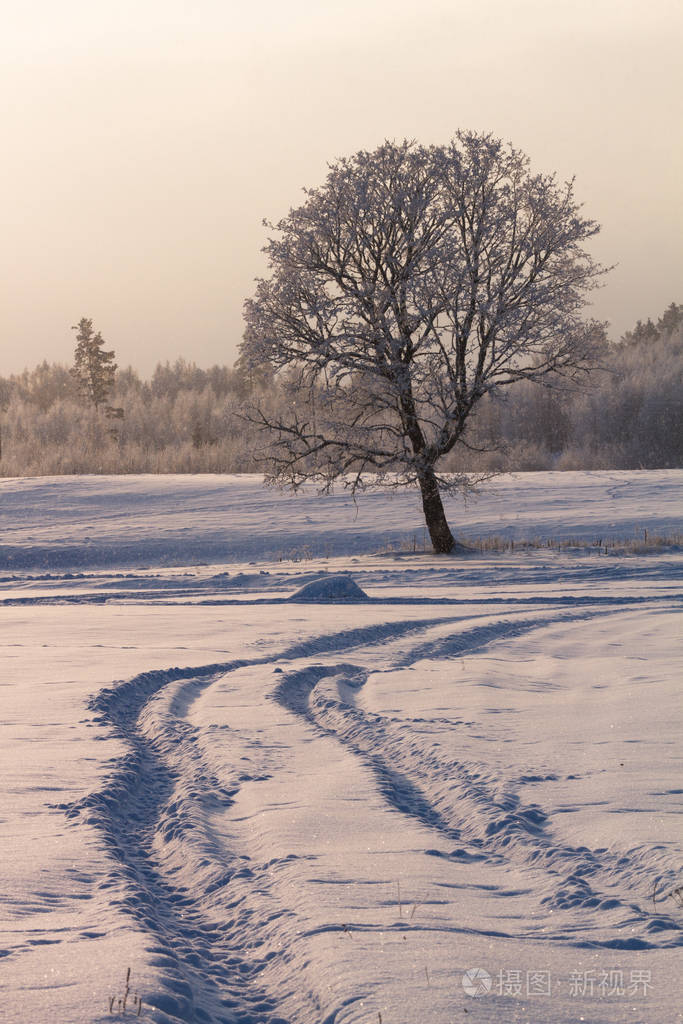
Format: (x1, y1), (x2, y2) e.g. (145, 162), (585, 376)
(241, 132), (609, 552)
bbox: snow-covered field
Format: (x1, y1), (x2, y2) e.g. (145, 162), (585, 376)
(1, 471), (681, 1024)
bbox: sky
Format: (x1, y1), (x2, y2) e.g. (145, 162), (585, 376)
(1, 0), (681, 376)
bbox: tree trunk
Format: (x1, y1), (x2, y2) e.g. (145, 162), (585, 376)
(417, 467), (455, 553)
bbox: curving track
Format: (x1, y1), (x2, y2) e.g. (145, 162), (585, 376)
(67, 595), (682, 1023)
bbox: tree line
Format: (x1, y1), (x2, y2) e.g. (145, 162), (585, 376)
(0, 302), (680, 478)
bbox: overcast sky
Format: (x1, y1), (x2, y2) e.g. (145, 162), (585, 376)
(2, 0), (681, 375)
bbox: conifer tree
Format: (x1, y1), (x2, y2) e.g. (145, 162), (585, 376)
(70, 318), (117, 411)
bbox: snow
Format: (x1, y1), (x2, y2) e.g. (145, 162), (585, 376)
(0, 469), (680, 570)
(288, 575), (369, 603)
(0, 471), (681, 1023)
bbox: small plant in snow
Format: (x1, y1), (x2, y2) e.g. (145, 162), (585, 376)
(652, 878), (683, 910)
(108, 967), (143, 1016)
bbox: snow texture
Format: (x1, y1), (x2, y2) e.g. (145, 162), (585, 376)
(0, 471), (681, 1024)
(288, 575), (369, 603)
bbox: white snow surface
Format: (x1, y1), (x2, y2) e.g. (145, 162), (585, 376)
(0, 471), (681, 1024)
(288, 576), (369, 603)
(1, 470), (681, 570)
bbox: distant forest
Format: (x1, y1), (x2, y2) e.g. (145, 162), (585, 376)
(1, 304), (681, 477)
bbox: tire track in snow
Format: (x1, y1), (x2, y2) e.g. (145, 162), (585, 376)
(69, 664), (296, 1024)
(65, 602), (681, 1024)
(65, 613), (474, 1022)
(273, 610), (683, 951)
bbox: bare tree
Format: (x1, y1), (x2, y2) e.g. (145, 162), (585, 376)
(241, 132), (608, 552)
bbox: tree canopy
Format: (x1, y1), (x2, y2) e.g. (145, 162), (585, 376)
(242, 133), (608, 552)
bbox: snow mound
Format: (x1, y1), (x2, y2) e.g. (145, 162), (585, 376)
(288, 574), (369, 603)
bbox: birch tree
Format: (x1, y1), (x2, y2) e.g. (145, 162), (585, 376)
(241, 132), (608, 553)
